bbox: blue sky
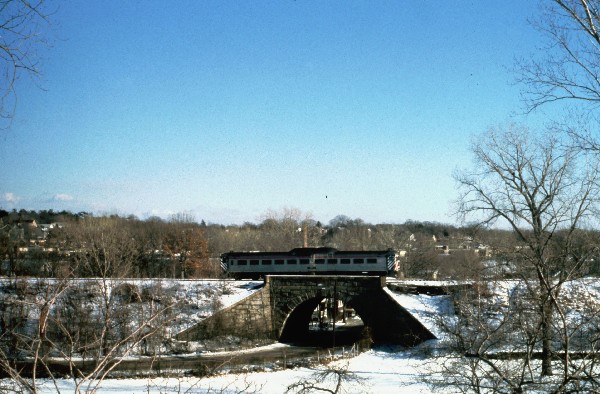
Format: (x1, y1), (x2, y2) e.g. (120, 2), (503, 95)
(1, 1), (544, 224)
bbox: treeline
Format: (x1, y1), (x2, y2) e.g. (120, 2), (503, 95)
(0, 208), (89, 224)
(0, 208), (552, 279)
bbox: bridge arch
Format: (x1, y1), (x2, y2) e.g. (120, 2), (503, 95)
(278, 295), (324, 342)
(269, 276), (435, 347)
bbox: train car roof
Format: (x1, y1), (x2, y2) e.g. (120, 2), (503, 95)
(221, 247), (395, 257)
(289, 247), (337, 256)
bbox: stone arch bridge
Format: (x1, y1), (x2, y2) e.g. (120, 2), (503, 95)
(177, 276), (436, 347)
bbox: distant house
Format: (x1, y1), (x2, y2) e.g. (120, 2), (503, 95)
(475, 244), (493, 257)
(9, 219), (46, 242)
(39, 222), (64, 234)
(13, 219), (38, 228)
(435, 244), (450, 254)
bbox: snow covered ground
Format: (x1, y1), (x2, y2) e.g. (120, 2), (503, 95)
(37, 346), (439, 393)
(386, 287), (452, 340)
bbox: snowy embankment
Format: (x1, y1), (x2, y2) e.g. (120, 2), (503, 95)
(385, 287), (453, 340)
(155, 279), (263, 335)
(0, 277), (263, 339)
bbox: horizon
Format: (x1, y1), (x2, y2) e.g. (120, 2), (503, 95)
(0, 206), (466, 228)
(1, 1), (548, 225)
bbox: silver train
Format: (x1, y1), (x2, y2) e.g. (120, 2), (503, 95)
(221, 247), (398, 279)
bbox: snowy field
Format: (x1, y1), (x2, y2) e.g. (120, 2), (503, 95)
(36, 346), (440, 393)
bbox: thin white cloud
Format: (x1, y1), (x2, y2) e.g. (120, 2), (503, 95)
(53, 193), (74, 201)
(3, 192), (19, 203)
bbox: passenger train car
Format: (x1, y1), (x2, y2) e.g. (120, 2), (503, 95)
(221, 247), (397, 279)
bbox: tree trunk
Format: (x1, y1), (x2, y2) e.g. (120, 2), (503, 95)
(541, 300), (553, 376)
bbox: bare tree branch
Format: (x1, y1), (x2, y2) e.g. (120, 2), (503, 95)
(0, 0), (52, 129)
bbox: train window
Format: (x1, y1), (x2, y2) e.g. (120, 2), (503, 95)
(299, 259), (309, 265)
(287, 259), (297, 264)
(315, 259), (325, 264)
(238, 260), (248, 265)
(367, 258), (377, 264)
(261, 259), (272, 265)
(275, 259), (284, 265)
(353, 258), (364, 264)
(250, 260), (259, 265)
(327, 259), (337, 264)
(340, 258), (351, 264)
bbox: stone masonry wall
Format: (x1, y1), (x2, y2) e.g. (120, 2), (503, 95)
(176, 282), (274, 341)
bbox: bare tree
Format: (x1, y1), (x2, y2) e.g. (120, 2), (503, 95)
(35, 278), (178, 394)
(516, 0), (600, 154)
(65, 217), (138, 278)
(452, 124), (600, 385)
(324, 217), (375, 251)
(0, 0), (52, 129)
(258, 208), (316, 250)
(517, 1), (600, 110)
(0, 277), (73, 393)
(286, 362), (367, 394)
(44, 218), (179, 392)
(403, 245), (439, 279)
(162, 217), (209, 278)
